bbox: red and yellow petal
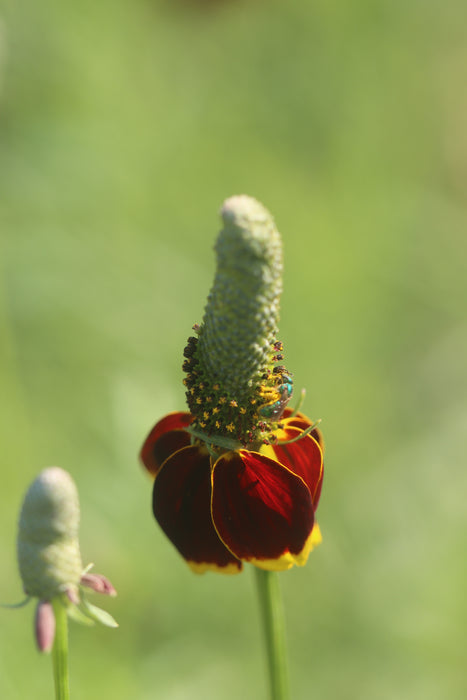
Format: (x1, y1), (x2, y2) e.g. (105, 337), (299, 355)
(268, 427), (324, 510)
(140, 411), (193, 477)
(211, 450), (315, 571)
(152, 445), (242, 574)
(281, 409), (325, 452)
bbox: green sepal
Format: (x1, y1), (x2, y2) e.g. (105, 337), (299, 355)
(65, 600), (95, 626)
(78, 597), (119, 628)
(0, 596), (31, 609)
(186, 427), (243, 452)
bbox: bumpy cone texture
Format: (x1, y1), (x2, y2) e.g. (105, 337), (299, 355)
(198, 195), (283, 399)
(17, 467), (83, 600)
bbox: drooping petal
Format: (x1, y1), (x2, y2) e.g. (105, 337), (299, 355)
(153, 445), (242, 574)
(290, 521), (323, 567)
(270, 427), (324, 509)
(281, 409), (325, 452)
(309, 523), (322, 548)
(140, 412), (192, 476)
(211, 450), (314, 571)
(281, 407), (308, 423)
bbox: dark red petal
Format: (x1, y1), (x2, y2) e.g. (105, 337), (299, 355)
(282, 407), (307, 421)
(271, 428), (323, 510)
(281, 409), (325, 451)
(153, 445), (242, 574)
(140, 412), (192, 476)
(211, 450), (314, 567)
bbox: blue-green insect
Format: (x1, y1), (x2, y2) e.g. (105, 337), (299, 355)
(260, 374), (293, 420)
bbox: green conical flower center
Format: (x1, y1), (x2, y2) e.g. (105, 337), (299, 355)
(182, 196), (293, 451)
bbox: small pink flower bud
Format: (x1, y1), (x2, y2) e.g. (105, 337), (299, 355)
(35, 600), (56, 653)
(80, 572), (117, 597)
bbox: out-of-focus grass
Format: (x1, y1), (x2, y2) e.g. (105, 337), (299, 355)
(1, 1), (466, 698)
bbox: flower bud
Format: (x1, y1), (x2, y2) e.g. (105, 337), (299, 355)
(17, 467), (83, 601)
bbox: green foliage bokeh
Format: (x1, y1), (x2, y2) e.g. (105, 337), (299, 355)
(1, 1), (466, 698)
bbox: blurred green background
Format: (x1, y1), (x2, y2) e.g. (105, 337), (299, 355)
(1, 0), (466, 698)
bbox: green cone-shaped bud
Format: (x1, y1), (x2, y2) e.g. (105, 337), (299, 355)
(183, 195), (293, 450)
(199, 196), (283, 393)
(17, 467), (83, 600)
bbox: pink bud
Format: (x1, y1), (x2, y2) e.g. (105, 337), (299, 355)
(80, 572), (117, 597)
(65, 586), (80, 605)
(35, 600), (56, 653)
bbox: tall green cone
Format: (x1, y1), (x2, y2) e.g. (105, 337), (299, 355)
(17, 467), (83, 601)
(183, 195), (293, 450)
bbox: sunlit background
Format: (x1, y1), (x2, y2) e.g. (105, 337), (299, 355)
(1, 1), (466, 698)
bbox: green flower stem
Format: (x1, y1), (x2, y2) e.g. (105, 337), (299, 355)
(51, 598), (70, 700)
(254, 568), (289, 700)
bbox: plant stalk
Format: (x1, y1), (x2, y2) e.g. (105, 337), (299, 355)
(51, 598), (70, 700)
(254, 568), (289, 700)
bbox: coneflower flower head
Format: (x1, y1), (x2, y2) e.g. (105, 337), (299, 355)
(141, 196), (324, 574)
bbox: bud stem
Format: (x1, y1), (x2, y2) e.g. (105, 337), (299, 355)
(51, 598), (70, 700)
